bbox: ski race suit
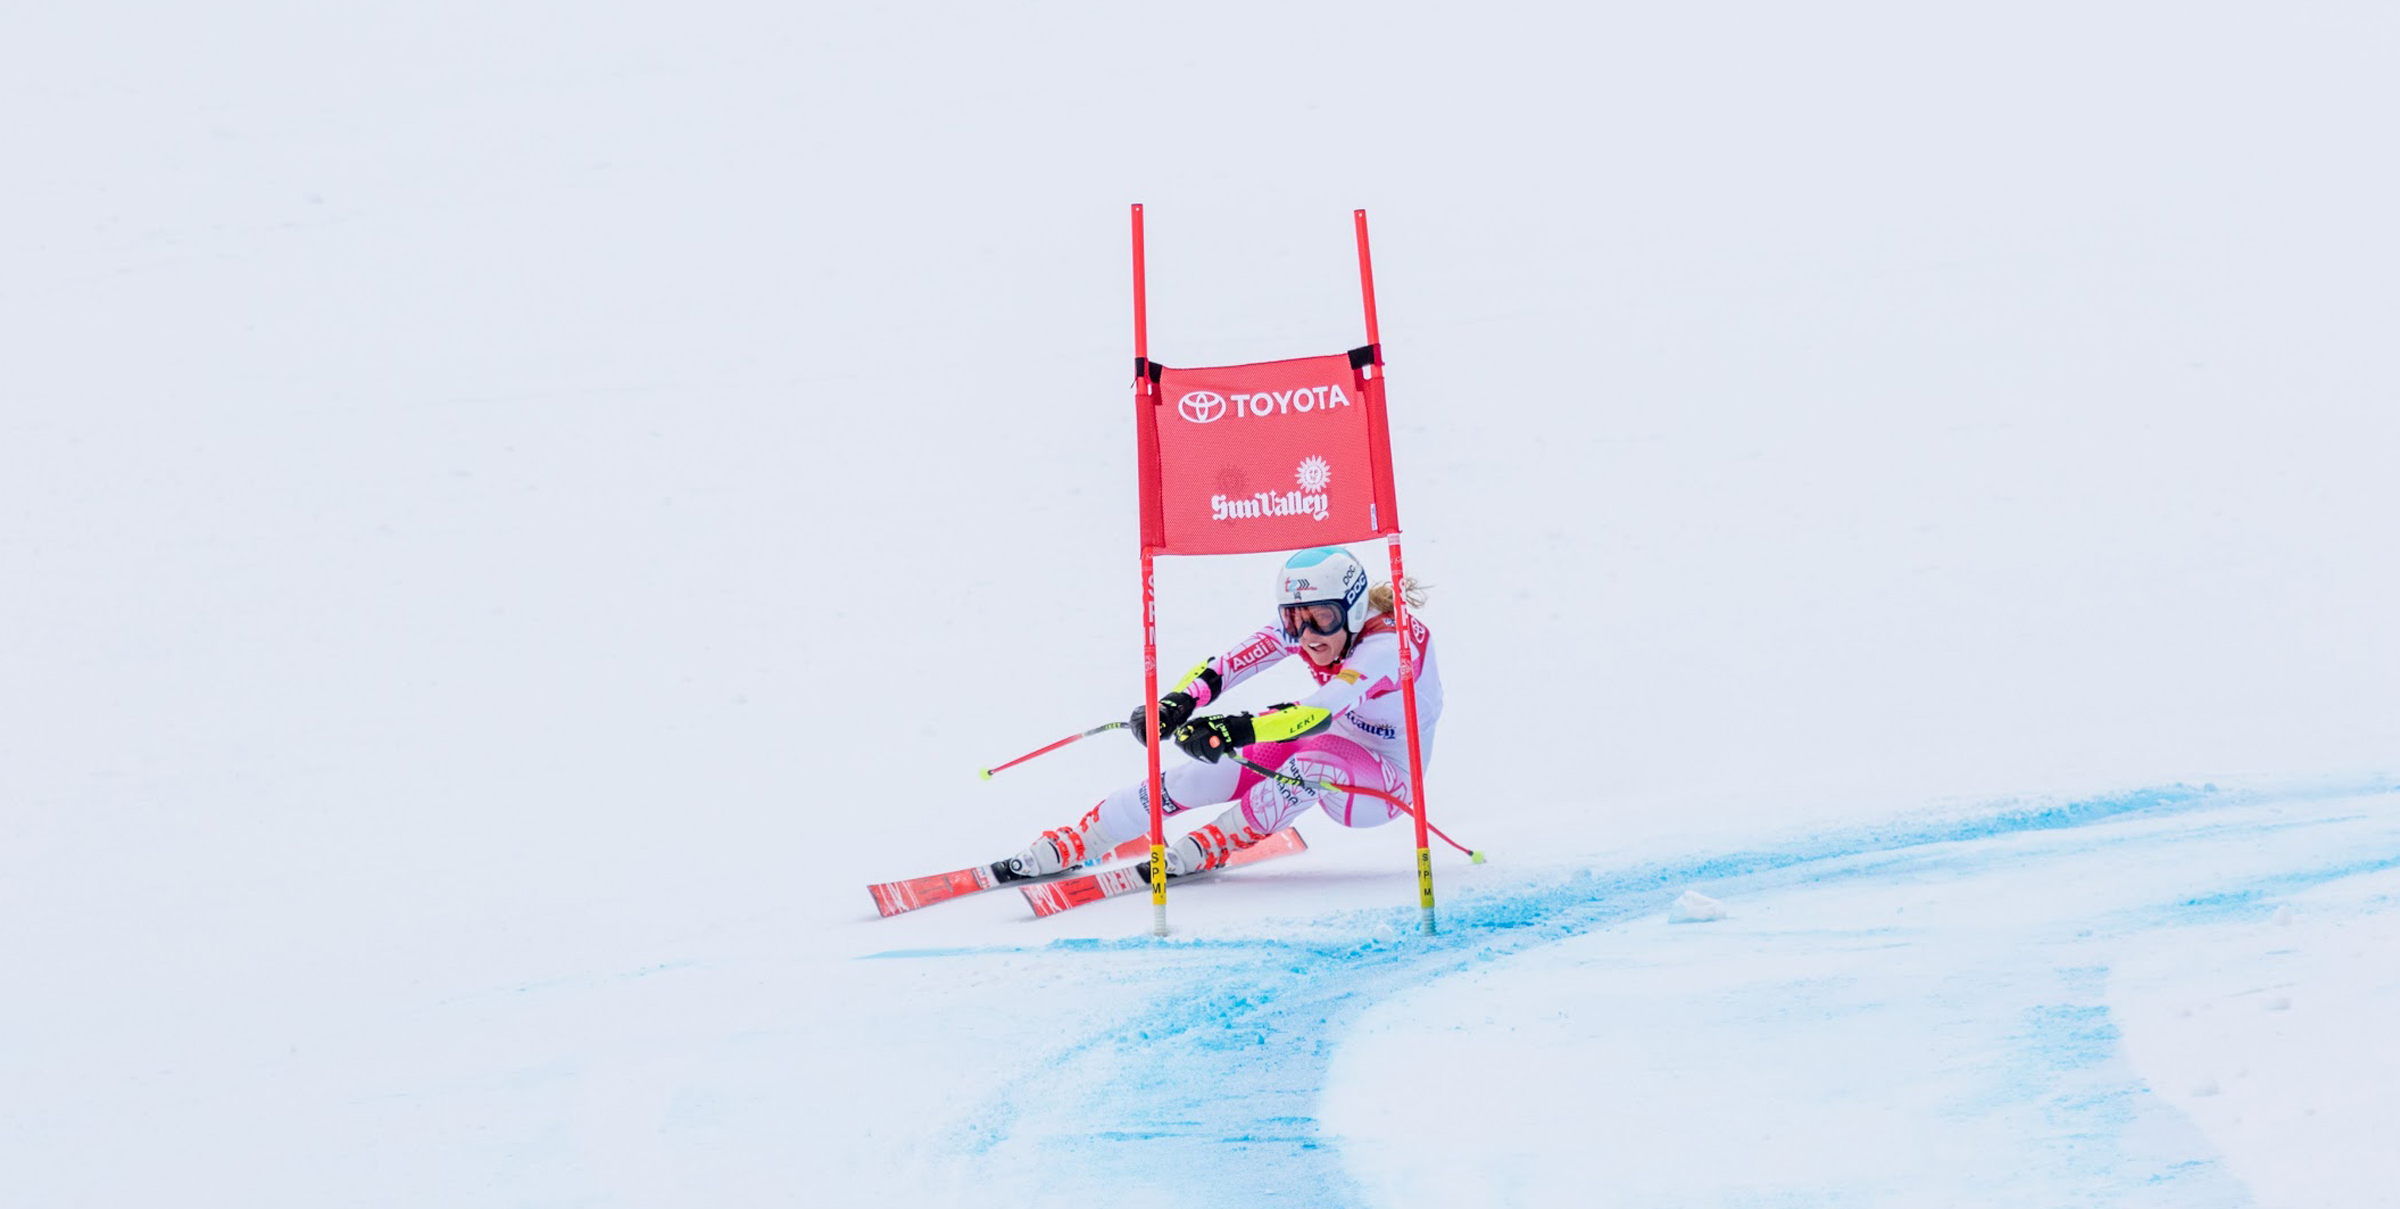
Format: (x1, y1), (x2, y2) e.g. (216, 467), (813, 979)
(1041, 607), (1444, 873)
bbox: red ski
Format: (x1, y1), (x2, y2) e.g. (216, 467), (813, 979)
(868, 836), (1149, 917)
(1020, 828), (1308, 918)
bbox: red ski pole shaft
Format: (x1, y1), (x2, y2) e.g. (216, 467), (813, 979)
(980, 720), (1128, 780)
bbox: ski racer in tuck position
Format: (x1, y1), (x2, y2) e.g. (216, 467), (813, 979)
(999, 544), (1443, 882)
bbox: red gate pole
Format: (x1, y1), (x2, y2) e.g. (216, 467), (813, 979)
(1133, 203), (1169, 937)
(1354, 209), (1439, 935)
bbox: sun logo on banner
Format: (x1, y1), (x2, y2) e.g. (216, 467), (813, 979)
(1296, 455), (1332, 493)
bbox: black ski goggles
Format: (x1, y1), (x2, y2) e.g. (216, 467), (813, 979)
(1279, 602), (1347, 640)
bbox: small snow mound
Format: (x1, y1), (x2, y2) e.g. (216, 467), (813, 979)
(1669, 890), (1727, 924)
(2272, 905), (2296, 927)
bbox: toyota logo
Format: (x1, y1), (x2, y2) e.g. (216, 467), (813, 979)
(1177, 391), (1228, 423)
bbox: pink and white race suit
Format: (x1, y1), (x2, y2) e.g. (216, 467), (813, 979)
(1041, 610), (1444, 870)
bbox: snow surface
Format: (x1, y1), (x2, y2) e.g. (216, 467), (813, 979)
(5, 3), (2398, 1207)
(1323, 786), (2400, 1208)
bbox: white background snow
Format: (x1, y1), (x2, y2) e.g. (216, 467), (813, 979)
(5, 3), (2396, 1206)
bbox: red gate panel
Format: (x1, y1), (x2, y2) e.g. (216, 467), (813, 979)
(1136, 352), (1399, 556)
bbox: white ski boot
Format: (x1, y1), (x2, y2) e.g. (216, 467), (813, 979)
(997, 836), (1069, 882)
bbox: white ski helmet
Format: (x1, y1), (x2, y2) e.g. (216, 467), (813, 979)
(1276, 546), (1372, 637)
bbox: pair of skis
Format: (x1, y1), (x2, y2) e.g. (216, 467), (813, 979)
(867, 828), (1308, 919)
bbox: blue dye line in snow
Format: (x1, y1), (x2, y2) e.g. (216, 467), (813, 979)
(2157, 850), (2400, 922)
(874, 778), (2400, 1207)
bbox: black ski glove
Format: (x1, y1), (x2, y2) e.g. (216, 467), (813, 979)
(1130, 691), (1199, 739)
(1172, 713), (1257, 764)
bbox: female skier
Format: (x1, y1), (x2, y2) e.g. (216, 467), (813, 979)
(999, 545), (1443, 881)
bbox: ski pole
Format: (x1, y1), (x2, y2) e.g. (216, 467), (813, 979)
(979, 719), (1132, 780)
(1230, 754), (1485, 863)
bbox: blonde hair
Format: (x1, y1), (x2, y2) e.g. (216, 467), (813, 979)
(1369, 577), (1427, 615)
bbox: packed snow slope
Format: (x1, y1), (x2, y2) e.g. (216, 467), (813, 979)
(4, 3), (2396, 1207)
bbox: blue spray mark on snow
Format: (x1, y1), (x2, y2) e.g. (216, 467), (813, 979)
(2162, 851), (2400, 923)
(874, 778), (2400, 1206)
